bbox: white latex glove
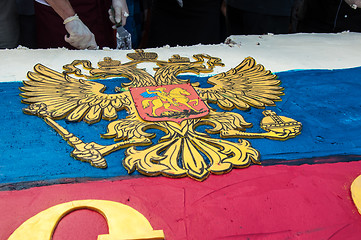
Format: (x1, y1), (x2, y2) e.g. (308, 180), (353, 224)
(109, 0), (129, 27)
(344, 0), (361, 8)
(64, 14), (98, 50)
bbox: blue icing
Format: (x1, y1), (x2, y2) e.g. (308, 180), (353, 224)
(1, 67), (361, 184)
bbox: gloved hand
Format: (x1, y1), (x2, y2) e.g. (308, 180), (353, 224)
(109, 0), (129, 27)
(64, 14), (98, 50)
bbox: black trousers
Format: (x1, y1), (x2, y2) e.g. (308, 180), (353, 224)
(226, 4), (291, 35)
(297, 0), (361, 33)
(146, 0), (224, 48)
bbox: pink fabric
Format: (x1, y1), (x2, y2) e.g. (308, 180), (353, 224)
(2, 159), (361, 239)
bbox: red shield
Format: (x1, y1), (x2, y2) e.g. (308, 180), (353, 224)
(130, 83), (209, 123)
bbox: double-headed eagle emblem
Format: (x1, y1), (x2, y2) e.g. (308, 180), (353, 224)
(20, 50), (302, 181)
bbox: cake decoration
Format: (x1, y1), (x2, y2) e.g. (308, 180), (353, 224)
(351, 175), (361, 215)
(129, 83), (210, 123)
(20, 50), (302, 181)
(8, 199), (165, 240)
(2, 33), (361, 240)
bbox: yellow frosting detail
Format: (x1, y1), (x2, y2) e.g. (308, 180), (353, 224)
(351, 175), (361, 215)
(8, 200), (164, 240)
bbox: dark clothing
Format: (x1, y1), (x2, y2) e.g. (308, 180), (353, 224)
(16, 0), (35, 15)
(226, 5), (291, 35)
(227, 0), (294, 16)
(16, 0), (37, 48)
(34, 0), (116, 49)
(124, 0), (143, 48)
(297, 0), (361, 33)
(146, 0), (224, 48)
(0, 0), (19, 49)
(18, 15), (37, 48)
(225, 0), (294, 35)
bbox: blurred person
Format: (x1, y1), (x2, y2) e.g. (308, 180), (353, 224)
(0, 0), (19, 49)
(226, 0), (294, 35)
(145, 0), (225, 48)
(296, 0), (361, 32)
(34, 0), (129, 49)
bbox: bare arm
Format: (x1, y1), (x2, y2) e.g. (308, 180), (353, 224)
(45, 0), (76, 20)
(44, 0), (97, 49)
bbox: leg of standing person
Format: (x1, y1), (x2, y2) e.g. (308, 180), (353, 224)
(226, 4), (245, 35)
(227, 5), (291, 35)
(226, 0), (293, 35)
(147, 0), (224, 48)
(0, 0), (20, 49)
(16, 0), (37, 49)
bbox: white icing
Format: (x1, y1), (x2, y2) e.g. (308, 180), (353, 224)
(1, 32), (361, 83)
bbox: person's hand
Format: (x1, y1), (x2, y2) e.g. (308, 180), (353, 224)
(64, 14), (98, 49)
(109, 0), (129, 27)
(344, 0), (361, 9)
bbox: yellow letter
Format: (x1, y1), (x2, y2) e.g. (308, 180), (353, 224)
(8, 199), (164, 240)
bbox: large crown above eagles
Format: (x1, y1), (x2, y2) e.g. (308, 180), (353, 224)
(127, 49), (158, 61)
(98, 57), (121, 68)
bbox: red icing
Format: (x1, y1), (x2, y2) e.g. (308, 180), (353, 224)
(130, 83), (209, 123)
(2, 161), (361, 239)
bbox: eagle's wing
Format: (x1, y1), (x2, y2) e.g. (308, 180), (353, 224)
(195, 57), (283, 110)
(21, 64), (130, 124)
